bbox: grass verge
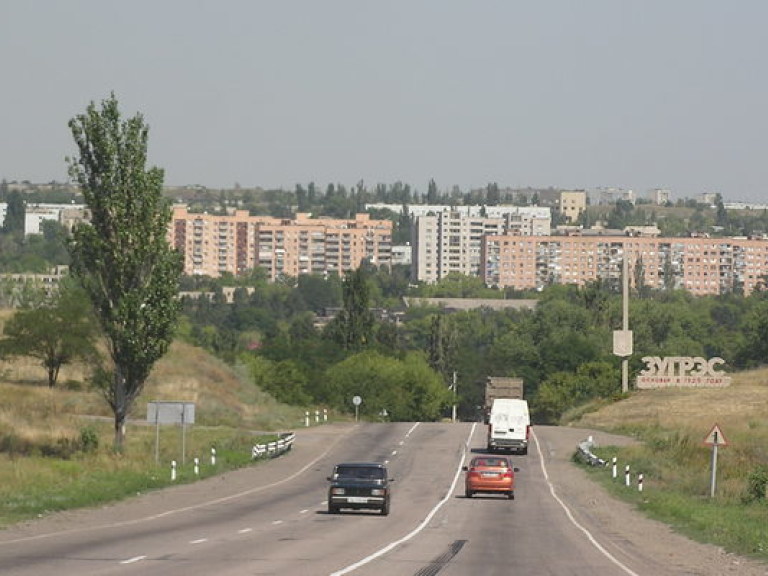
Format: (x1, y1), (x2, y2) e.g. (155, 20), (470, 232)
(576, 432), (768, 561)
(0, 424), (282, 528)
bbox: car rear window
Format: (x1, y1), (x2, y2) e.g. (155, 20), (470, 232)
(472, 458), (508, 468)
(335, 466), (385, 479)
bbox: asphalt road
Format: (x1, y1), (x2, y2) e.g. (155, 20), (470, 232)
(0, 422), (765, 576)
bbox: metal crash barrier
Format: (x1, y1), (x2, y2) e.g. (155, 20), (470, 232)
(252, 432), (296, 459)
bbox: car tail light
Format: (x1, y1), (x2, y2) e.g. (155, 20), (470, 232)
(526, 424), (531, 439)
(502, 469), (513, 479)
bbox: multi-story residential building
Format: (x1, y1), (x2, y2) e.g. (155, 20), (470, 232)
(365, 203), (550, 223)
(697, 192), (719, 206)
(558, 190), (587, 223)
(0, 203), (91, 235)
(410, 206), (552, 284)
(482, 234), (768, 296)
(412, 211), (508, 283)
(648, 188), (671, 205)
(595, 187), (636, 205)
(391, 244), (412, 267)
(168, 206), (392, 280)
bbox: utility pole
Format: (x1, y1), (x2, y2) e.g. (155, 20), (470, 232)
(613, 253), (633, 392)
(622, 255), (629, 393)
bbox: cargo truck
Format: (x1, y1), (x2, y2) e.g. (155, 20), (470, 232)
(483, 377), (529, 455)
(483, 377), (524, 423)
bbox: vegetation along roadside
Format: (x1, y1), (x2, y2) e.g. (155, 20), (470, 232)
(569, 367), (768, 562)
(0, 338), (308, 529)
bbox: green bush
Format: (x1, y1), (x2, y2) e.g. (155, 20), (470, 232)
(64, 379), (84, 391)
(743, 466), (768, 503)
(79, 426), (99, 453)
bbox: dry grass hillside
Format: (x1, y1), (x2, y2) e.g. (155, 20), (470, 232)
(572, 366), (768, 504)
(0, 309), (306, 448)
(575, 367), (768, 439)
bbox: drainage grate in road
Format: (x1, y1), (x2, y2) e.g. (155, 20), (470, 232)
(413, 539), (468, 576)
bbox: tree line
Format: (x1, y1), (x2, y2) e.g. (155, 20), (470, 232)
(176, 266), (768, 424)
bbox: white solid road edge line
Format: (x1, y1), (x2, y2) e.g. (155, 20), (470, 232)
(329, 422), (476, 576)
(531, 428), (640, 576)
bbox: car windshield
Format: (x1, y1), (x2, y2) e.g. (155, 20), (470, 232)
(335, 466), (384, 480)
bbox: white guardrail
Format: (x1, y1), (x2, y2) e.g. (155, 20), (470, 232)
(576, 436), (645, 492)
(251, 432), (296, 459)
(576, 436), (607, 467)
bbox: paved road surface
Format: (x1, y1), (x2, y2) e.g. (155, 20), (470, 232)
(0, 422), (765, 575)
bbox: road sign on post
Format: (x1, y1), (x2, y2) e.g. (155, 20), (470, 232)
(703, 424), (728, 447)
(147, 401), (196, 465)
(703, 423), (728, 498)
(352, 395), (362, 422)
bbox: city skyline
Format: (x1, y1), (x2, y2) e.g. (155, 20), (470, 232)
(2, 2), (768, 203)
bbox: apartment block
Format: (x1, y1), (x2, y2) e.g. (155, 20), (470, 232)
(169, 206), (392, 280)
(648, 188), (671, 205)
(410, 207), (552, 284)
(412, 211), (507, 283)
(558, 190), (587, 223)
(0, 202), (91, 235)
(482, 234), (768, 296)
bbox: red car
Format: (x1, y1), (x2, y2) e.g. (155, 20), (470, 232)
(463, 455), (519, 499)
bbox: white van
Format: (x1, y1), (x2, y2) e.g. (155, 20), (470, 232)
(486, 398), (530, 455)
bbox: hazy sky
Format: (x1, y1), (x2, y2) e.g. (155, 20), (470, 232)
(2, 1), (767, 202)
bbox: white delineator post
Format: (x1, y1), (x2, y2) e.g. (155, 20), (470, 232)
(305, 411), (310, 427)
(194, 457), (200, 476)
(171, 460), (177, 481)
(211, 447), (216, 466)
(612, 457), (618, 479)
(625, 464), (631, 487)
(638, 473), (644, 492)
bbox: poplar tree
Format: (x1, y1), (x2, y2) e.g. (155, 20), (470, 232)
(327, 268), (374, 351)
(67, 93), (182, 451)
(2, 190), (25, 237)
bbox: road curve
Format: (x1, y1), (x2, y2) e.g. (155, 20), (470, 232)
(0, 422), (764, 576)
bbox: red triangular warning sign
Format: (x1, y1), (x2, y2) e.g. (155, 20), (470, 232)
(703, 424), (728, 446)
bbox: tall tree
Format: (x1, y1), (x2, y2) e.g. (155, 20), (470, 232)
(427, 314), (457, 384)
(326, 268), (374, 351)
(426, 179), (439, 204)
(67, 93), (183, 451)
(486, 182), (500, 206)
(2, 190), (26, 237)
